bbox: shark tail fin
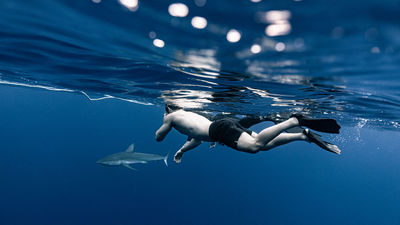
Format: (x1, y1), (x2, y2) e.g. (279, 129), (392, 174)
(164, 152), (169, 167)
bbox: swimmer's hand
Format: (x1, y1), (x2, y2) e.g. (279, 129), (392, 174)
(174, 150), (183, 164)
(210, 142), (216, 149)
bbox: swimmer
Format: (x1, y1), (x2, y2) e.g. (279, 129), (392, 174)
(155, 105), (341, 163)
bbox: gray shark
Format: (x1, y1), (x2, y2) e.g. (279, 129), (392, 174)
(97, 144), (168, 171)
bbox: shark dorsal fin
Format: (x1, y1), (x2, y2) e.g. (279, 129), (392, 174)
(126, 144), (134, 152)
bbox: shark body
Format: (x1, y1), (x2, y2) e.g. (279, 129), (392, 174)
(97, 144), (168, 170)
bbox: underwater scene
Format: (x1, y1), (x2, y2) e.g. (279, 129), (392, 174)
(1, 0), (400, 224)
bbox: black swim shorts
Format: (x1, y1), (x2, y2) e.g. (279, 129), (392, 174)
(209, 118), (252, 150)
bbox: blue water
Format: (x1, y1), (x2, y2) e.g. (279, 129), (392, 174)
(1, 0), (400, 224)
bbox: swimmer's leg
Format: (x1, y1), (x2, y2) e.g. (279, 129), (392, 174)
(260, 133), (307, 151)
(254, 117), (300, 147)
(238, 116), (274, 128)
(261, 129), (341, 154)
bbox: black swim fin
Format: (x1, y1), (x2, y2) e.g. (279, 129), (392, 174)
(292, 114), (341, 134)
(303, 129), (341, 155)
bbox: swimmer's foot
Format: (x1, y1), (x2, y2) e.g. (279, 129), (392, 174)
(292, 113), (341, 134)
(174, 150), (183, 164)
(303, 129), (341, 155)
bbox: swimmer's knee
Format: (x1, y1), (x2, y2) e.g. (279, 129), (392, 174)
(237, 137), (262, 153)
(239, 143), (261, 154)
(253, 142), (264, 152)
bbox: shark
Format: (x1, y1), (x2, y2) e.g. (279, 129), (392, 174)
(96, 144), (168, 171)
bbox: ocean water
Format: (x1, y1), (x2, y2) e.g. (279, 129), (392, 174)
(1, 0), (400, 224)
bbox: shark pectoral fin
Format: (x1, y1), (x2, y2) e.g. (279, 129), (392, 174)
(123, 163), (137, 171)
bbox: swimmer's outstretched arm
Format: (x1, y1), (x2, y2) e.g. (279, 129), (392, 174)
(155, 117), (172, 142)
(174, 138), (201, 163)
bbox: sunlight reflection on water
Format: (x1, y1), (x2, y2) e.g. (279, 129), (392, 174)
(0, 0), (399, 130)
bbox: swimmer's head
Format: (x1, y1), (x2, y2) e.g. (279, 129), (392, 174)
(165, 104), (182, 115)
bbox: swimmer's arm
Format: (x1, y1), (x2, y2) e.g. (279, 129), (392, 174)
(179, 138), (202, 153)
(174, 138), (201, 163)
(155, 116), (173, 141)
